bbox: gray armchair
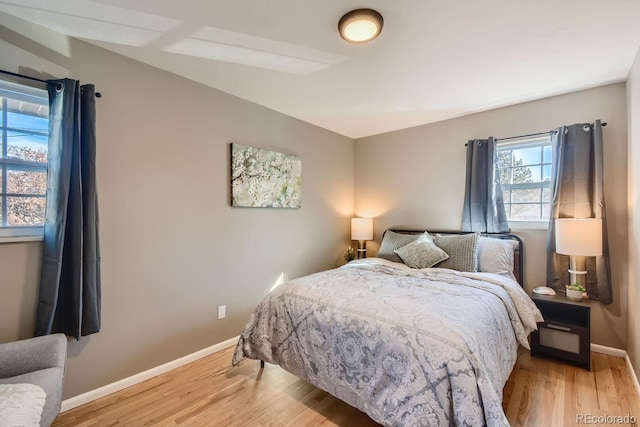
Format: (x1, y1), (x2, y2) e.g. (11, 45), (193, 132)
(0, 334), (67, 427)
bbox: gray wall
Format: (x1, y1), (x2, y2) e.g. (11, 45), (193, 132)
(627, 47), (640, 381)
(0, 15), (354, 398)
(355, 84), (629, 350)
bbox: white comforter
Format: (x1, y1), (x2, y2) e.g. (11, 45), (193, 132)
(233, 258), (543, 426)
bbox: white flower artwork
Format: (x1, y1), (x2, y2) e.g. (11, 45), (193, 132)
(231, 143), (302, 208)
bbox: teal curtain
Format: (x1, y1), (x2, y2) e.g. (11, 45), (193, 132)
(462, 138), (509, 233)
(546, 120), (611, 303)
(35, 79), (101, 339)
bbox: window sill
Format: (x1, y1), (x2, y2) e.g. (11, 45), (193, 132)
(509, 220), (549, 230)
(0, 235), (43, 244)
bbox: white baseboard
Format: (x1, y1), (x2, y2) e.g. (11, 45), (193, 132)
(590, 343), (627, 358)
(61, 335), (239, 412)
(590, 343), (640, 399)
(625, 353), (640, 400)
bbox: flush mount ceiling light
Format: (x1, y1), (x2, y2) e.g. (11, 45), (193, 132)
(338, 9), (383, 44)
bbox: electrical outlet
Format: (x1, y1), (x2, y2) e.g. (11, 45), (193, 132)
(217, 305), (226, 319)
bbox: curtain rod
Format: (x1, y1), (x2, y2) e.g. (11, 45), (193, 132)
(466, 121), (608, 145)
(496, 130), (556, 142)
(465, 130), (554, 146)
(497, 122), (608, 142)
(0, 69), (102, 98)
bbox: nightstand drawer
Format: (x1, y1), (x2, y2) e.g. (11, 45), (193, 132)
(531, 320), (590, 370)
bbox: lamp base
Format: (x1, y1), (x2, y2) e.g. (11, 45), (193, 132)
(568, 255), (587, 288)
(356, 240), (367, 259)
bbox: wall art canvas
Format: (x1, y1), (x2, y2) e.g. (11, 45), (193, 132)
(231, 143), (302, 208)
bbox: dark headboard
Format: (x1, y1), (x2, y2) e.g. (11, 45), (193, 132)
(387, 229), (524, 287)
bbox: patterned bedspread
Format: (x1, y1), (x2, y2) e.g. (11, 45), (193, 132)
(233, 258), (543, 427)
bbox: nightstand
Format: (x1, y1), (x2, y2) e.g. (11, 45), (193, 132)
(530, 292), (592, 370)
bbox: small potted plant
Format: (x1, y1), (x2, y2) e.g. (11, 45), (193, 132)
(565, 284), (586, 301)
(344, 246), (355, 263)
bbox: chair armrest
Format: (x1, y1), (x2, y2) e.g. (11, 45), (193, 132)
(0, 334), (67, 378)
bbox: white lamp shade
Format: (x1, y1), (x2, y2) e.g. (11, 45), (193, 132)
(555, 218), (603, 256)
(351, 218), (373, 241)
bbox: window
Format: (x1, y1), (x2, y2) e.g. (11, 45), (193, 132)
(497, 135), (552, 222)
(0, 80), (49, 240)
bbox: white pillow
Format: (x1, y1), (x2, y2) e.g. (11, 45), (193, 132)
(477, 237), (518, 280)
(0, 383), (45, 427)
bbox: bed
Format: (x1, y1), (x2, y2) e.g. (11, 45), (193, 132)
(232, 230), (543, 426)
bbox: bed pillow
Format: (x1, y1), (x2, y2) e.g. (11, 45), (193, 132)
(394, 233), (449, 269)
(478, 237), (518, 280)
(377, 230), (421, 264)
(433, 233), (479, 272)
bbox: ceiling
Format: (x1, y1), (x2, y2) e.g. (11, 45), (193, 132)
(2, 0), (640, 139)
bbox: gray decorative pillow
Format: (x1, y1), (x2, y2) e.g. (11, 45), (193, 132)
(377, 230), (421, 264)
(433, 233), (479, 272)
(394, 234), (449, 269)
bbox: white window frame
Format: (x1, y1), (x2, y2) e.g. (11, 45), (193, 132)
(0, 80), (48, 242)
(497, 134), (552, 228)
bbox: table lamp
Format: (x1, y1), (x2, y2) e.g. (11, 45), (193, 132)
(351, 218), (373, 259)
(555, 218), (603, 289)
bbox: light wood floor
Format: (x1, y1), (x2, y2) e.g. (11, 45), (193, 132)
(54, 346), (640, 427)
